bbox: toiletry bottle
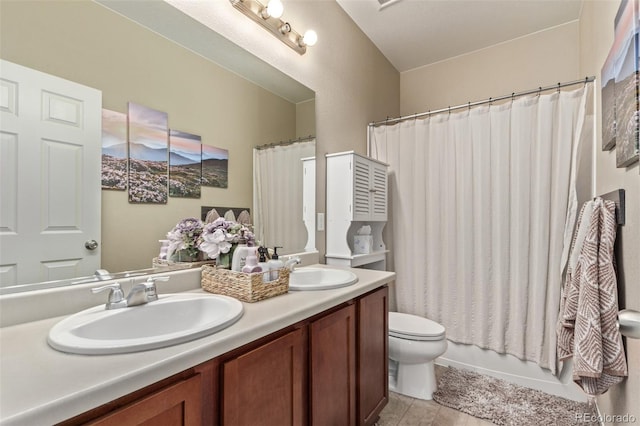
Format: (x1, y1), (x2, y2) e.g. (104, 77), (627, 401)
(257, 246), (271, 281)
(242, 248), (262, 273)
(231, 233), (250, 272)
(268, 246), (284, 281)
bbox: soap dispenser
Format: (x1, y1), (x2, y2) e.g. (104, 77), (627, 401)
(231, 232), (250, 272)
(267, 246), (284, 281)
(242, 248), (262, 273)
(257, 246), (271, 281)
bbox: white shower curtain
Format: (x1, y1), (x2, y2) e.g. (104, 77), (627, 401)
(253, 140), (315, 253)
(370, 85), (592, 373)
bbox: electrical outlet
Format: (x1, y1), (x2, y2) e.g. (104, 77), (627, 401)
(317, 213), (325, 231)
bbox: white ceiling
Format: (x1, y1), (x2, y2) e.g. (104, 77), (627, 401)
(336, 0), (583, 72)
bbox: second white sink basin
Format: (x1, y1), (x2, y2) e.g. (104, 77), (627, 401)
(47, 293), (243, 355)
(289, 267), (358, 291)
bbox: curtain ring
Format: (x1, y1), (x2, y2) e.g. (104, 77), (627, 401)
(488, 97), (493, 105)
(537, 87), (542, 97)
(511, 92), (515, 102)
(468, 101), (471, 111)
(584, 76), (588, 86)
(557, 82), (561, 93)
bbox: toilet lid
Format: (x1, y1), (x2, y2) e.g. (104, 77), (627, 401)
(389, 312), (445, 341)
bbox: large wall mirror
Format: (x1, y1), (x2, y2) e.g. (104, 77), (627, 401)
(0, 0), (315, 293)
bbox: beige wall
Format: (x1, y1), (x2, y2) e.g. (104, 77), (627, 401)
(0, 1), (299, 271)
(400, 21), (580, 115)
(296, 98), (316, 138)
(579, 1), (640, 424)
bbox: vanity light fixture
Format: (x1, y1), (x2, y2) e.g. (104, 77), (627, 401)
(230, 0), (317, 55)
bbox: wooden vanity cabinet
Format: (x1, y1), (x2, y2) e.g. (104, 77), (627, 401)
(59, 286), (388, 426)
(357, 286), (389, 426)
(309, 302), (357, 426)
(84, 374), (203, 426)
(306, 285), (389, 426)
(221, 327), (307, 426)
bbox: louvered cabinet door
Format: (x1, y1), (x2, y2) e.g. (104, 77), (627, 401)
(369, 161), (388, 221)
(352, 155), (373, 221)
(351, 155), (387, 222)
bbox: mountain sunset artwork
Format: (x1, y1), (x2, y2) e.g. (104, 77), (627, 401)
(128, 102), (169, 203)
(169, 130), (202, 198)
(202, 145), (229, 188)
(101, 109), (127, 190)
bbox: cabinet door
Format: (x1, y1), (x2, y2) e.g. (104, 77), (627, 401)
(353, 155), (373, 221)
(222, 328), (306, 426)
(357, 287), (389, 426)
(369, 161), (388, 221)
(352, 156), (388, 222)
(310, 303), (356, 426)
(87, 374), (202, 426)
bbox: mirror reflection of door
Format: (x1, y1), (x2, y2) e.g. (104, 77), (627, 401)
(0, 60), (102, 287)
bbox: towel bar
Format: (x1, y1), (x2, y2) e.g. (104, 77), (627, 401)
(618, 309), (640, 339)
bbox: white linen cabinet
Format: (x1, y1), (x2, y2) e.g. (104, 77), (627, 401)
(325, 151), (389, 270)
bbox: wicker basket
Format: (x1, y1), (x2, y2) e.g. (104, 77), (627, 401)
(201, 264), (290, 303)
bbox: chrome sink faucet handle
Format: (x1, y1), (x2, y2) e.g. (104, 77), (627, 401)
(126, 276), (169, 307)
(91, 283), (127, 310)
(284, 256), (302, 271)
(94, 269), (112, 280)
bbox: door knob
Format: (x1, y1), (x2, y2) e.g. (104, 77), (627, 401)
(85, 240), (99, 250)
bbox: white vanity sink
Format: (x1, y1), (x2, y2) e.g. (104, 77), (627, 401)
(288, 267), (359, 291)
(47, 293), (243, 355)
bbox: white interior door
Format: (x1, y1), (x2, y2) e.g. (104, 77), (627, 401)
(0, 60), (102, 287)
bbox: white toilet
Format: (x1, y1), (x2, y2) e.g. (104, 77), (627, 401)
(388, 312), (447, 400)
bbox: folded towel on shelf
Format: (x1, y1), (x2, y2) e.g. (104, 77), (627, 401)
(556, 198), (628, 396)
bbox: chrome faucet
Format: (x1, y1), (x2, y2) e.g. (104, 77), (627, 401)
(284, 256), (302, 272)
(126, 276), (169, 307)
(91, 283), (127, 310)
(91, 276), (169, 309)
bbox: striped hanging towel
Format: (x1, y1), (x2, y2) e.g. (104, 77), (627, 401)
(556, 198), (628, 396)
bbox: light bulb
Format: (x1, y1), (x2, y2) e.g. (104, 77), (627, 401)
(265, 0), (284, 19)
(302, 29), (317, 47)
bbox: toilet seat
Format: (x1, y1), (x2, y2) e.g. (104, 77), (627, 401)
(389, 312), (445, 341)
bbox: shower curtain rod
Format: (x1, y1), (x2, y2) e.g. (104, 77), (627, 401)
(368, 76), (595, 128)
(255, 134), (315, 150)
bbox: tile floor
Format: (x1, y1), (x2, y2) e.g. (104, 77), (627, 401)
(378, 365), (494, 426)
(378, 391), (494, 426)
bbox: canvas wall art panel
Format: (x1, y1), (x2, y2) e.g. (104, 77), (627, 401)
(169, 130), (202, 198)
(601, 50), (617, 151)
(101, 109), (128, 190)
(127, 102), (169, 203)
(202, 145), (229, 188)
(613, 0), (639, 167)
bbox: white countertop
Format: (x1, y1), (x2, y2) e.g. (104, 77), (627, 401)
(0, 266), (395, 425)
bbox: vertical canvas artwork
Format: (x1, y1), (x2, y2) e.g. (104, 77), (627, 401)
(169, 130), (202, 198)
(601, 50), (617, 150)
(613, 0), (639, 167)
(202, 144), (229, 188)
(128, 102), (169, 204)
(101, 109), (128, 190)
